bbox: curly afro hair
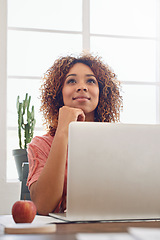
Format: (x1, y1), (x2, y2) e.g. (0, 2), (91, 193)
(40, 53), (123, 136)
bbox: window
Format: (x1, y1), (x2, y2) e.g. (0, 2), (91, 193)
(7, 0), (160, 179)
(90, 0), (159, 124)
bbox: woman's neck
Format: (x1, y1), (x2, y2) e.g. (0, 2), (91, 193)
(85, 111), (95, 122)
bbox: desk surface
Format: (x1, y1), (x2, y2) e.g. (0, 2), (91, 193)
(1, 220), (160, 240)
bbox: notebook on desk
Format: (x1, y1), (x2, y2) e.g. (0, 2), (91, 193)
(49, 122), (160, 222)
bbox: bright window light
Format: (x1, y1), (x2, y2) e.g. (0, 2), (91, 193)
(90, 0), (157, 38)
(8, 0), (82, 31)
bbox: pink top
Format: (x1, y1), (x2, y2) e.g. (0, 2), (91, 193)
(26, 133), (67, 213)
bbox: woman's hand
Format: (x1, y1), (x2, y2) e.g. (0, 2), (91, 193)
(56, 106), (85, 136)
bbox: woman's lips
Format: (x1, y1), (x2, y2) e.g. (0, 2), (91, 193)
(72, 96), (90, 101)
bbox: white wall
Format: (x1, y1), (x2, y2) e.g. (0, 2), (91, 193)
(0, 0), (21, 215)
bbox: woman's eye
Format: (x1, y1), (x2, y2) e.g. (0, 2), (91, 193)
(66, 79), (76, 84)
(87, 78), (97, 84)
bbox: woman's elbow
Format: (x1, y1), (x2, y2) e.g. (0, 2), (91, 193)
(29, 184), (61, 215)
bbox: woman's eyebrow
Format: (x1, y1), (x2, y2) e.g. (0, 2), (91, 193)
(86, 74), (97, 79)
(66, 74), (76, 79)
(66, 73), (96, 79)
(86, 74), (96, 77)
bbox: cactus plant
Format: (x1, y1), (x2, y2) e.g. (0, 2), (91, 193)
(16, 93), (36, 149)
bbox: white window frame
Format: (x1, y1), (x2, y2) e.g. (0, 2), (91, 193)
(156, 0), (160, 123)
(0, 0), (7, 181)
(0, 0), (21, 215)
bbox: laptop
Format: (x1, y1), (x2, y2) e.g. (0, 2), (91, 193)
(49, 122), (160, 222)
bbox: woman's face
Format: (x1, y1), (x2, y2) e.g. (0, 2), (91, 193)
(62, 63), (99, 121)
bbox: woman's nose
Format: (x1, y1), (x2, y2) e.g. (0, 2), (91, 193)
(76, 84), (88, 92)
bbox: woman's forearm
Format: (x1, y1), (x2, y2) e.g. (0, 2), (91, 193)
(30, 130), (68, 215)
(29, 106), (85, 215)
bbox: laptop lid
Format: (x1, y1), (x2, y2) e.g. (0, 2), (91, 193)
(66, 122), (160, 221)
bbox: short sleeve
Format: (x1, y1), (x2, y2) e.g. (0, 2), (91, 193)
(26, 134), (53, 189)
(26, 133), (68, 213)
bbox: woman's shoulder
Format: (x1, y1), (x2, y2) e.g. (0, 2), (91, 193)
(29, 133), (54, 148)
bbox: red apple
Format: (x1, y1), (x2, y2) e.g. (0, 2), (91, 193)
(12, 200), (37, 223)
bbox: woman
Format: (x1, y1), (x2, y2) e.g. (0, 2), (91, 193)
(27, 53), (122, 215)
